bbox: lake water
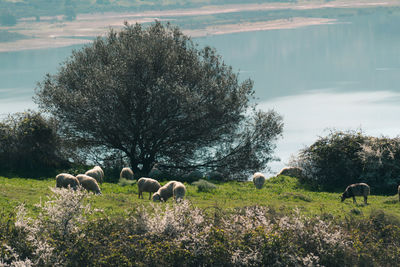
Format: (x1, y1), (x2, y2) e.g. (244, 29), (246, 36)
(1, 12), (400, 175)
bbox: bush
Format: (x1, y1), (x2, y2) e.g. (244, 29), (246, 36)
(358, 136), (400, 193)
(344, 210), (400, 266)
(192, 179), (217, 192)
(3, 193), (358, 266)
(8, 187), (94, 266)
(206, 171), (225, 182)
(295, 130), (400, 193)
(5, 192), (400, 266)
(181, 170), (204, 183)
(148, 167), (165, 181)
(0, 111), (69, 177)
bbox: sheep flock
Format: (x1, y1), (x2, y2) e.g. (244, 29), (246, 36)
(54, 166), (398, 205)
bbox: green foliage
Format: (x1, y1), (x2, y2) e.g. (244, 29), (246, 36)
(36, 21), (283, 179)
(296, 130), (400, 193)
(206, 170), (225, 181)
(192, 179), (217, 192)
(0, 111), (69, 178)
(2, 190), (397, 266)
(181, 170), (204, 183)
(280, 192), (312, 202)
(345, 209), (400, 266)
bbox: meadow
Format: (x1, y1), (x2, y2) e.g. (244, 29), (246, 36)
(1, 175), (399, 219)
(2, 175), (400, 266)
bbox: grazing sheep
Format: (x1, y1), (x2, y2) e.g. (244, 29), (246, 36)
(277, 167), (304, 178)
(56, 173), (80, 190)
(85, 166), (104, 184)
(137, 177), (161, 200)
(253, 172), (266, 189)
(173, 182), (186, 202)
(120, 167), (134, 180)
(341, 183), (370, 204)
(152, 181), (186, 202)
(76, 174), (101, 194)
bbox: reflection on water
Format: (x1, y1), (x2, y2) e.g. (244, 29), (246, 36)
(196, 13), (400, 100)
(1, 12), (400, 174)
(0, 45), (80, 116)
(196, 12), (400, 174)
(260, 90), (400, 174)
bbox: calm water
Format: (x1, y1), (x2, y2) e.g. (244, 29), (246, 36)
(1, 12), (400, 174)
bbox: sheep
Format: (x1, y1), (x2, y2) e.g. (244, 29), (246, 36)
(85, 165), (104, 184)
(56, 173), (80, 190)
(173, 182), (186, 202)
(137, 177), (161, 200)
(76, 174), (101, 194)
(277, 167), (304, 178)
(252, 172), (266, 189)
(341, 183), (370, 204)
(152, 181), (186, 202)
(120, 167), (134, 180)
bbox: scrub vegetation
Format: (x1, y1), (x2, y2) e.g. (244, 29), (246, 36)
(1, 175), (400, 266)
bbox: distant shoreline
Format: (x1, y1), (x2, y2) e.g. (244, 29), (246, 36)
(0, 17), (337, 52)
(0, 0), (399, 52)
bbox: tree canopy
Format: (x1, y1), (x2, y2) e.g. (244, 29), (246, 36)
(36, 21), (283, 179)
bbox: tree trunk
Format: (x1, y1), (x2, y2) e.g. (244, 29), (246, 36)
(129, 157), (141, 176)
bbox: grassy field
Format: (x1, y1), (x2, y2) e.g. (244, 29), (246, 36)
(1, 175), (399, 219)
(2, 175), (400, 266)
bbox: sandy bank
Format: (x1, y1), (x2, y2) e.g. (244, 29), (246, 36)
(187, 17), (337, 37)
(0, 17), (338, 52)
(0, 0), (398, 52)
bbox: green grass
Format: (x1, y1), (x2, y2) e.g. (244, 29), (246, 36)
(1, 175), (400, 219)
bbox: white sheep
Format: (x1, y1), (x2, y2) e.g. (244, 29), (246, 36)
(56, 173), (80, 190)
(120, 167), (134, 180)
(173, 182), (186, 202)
(76, 174), (101, 194)
(152, 181), (186, 202)
(137, 177), (161, 200)
(85, 165), (104, 184)
(252, 172), (266, 189)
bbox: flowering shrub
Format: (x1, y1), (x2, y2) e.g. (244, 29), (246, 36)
(8, 187), (94, 266)
(1, 189), (400, 266)
(72, 203), (357, 266)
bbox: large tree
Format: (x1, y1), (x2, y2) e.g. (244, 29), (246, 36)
(36, 21), (283, 178)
